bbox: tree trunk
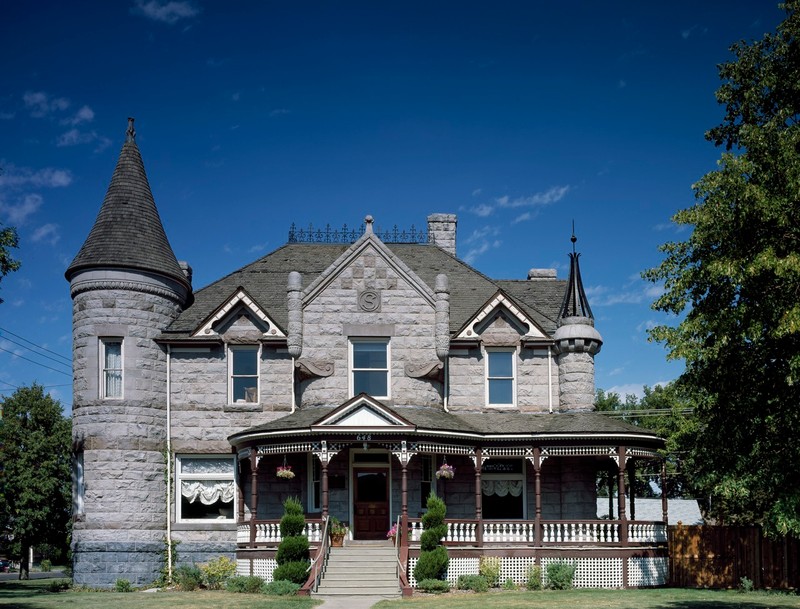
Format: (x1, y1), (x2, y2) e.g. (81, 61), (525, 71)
(18, 544), (30, 580)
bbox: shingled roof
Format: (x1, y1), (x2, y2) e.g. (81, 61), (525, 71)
(161, 241), (567, 339)
(65, 119), (190, 293)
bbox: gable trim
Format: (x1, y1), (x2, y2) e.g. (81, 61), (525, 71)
(456, 291), (547, 340)
(192, 287), (286, 338)
(310, 393), (416, 431)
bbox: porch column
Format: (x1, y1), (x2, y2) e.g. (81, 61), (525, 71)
(321, 461), (329, 518)
(617, 445), (628, 545)
(608, 469), (614, 518)
(628, 460), (636, 520)
(533, 447), (541, 546)
(474, 447), (483, 546)
(236, 457), (245, 523)
(249, 448), (259, 548)
(661, 459), (668, 523)
(401, 461), (409, 527)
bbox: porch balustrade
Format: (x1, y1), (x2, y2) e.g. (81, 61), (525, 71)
(236, 519), (323, 544)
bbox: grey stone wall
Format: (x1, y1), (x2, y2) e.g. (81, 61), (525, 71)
(556, 351), (595, 412)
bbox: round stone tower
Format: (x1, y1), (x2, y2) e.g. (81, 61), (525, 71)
(65, 119), (192, 588)
(553, 236), (602, 412)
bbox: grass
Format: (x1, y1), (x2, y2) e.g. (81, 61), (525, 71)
(375, 588), (800, 609)
(0, 578), (322, 609)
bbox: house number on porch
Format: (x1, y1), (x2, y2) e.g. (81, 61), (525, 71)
(356, 434), (372, 441)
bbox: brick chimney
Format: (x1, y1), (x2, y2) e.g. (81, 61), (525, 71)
(427, 213), (457, 256)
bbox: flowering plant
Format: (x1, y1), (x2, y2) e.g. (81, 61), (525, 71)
(436, 463), (455, 480)
(387, 524), (399, 539)
(276, 465), (295, 479)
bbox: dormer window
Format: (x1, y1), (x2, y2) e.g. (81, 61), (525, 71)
(229, 345), (259, 403)
(486, 348), (516, 407)
(350, 338), (390, 399)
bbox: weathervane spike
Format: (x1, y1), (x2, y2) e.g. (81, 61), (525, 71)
(126, 117), (136, 143)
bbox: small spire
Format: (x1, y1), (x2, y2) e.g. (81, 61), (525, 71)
(364, 215), (374, 234)
(559, 230), (594, 320)
(126, 117), (136, 143)
(571, 220), (577, 254)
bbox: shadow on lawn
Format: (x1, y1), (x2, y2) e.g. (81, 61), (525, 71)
(649, 596), (800, 609)
(0, 579), (66, 609)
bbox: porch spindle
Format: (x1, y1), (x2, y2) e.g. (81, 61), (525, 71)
(401, 460), (408, 530)
(629, 460), (636, 521)
(533, 447), (541, 546)
(249, 449), (259, 548)
(321, 460), (329, 517)
(237, 458), (245, 523)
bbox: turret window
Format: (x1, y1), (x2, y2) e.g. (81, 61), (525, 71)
(229, 345), (259, 403)
(486, 348), (516, 407)
(100, 338), (123, 399)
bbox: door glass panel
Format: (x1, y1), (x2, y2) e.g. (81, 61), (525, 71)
(356, 471), (387, 502)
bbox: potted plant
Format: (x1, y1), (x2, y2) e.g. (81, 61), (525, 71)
(329, 517), (347, 547)
(387, 523), (399, 544)
(436, 462), (454, 480)
(276, 464), (295, 480)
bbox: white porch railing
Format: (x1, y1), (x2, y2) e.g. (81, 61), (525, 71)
(541, 521), (619, 543)
(628, 521), (668, 543)
(236, 520), (323, 544)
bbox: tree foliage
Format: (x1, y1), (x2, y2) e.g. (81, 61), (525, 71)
(644, 2), (800, 535)
(0, 222), (21, 304)
(0, 384), (71, 578)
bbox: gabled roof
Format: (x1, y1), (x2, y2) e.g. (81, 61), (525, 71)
(161, 240), (567, 341)
(65, 119), (189, 293)
(455, 290), (548, 340)
(192, 287), (285, 338)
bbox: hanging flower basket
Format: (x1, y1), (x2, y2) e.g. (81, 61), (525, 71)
(276, 465), (295, 480)
(436, 463), (455, 480)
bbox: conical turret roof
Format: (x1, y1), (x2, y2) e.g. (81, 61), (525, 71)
(559, 234), (594, 321)
(65, 118), (190, 292)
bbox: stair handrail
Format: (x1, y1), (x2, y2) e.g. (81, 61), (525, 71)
(396, 514), (412, 595)
(300, 513), (331, 595)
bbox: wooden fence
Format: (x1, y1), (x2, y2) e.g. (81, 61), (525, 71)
(669, 524), (800, 589)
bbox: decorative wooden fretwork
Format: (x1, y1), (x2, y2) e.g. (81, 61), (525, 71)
(540, 446), (616, 461)
(413, 442), (473, 455)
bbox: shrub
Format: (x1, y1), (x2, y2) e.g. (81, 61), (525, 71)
(739, 576), (755, 593)
(45, 579), (71, 593)
(39, 559), (52, 572)
(526, 564), (542, 590)
(174, 564), (204, 591)
(200, 555), (237, 590)
(226, 575), (265, 593)
(503, 577), (517, 590)
(262, 579), (301, 596)
(416, 578), (451, 593)
(421, 494), (446, 529)
(276, 535), (310, 564)
(479, 555), (501, 587)
(114, 578), (132, 592)
(457, 574), (489, 592)
(546, 561), (576, 590)
(272, 561), (309, 585)
(414, 545), (449, 581)
(280, 513), (307, 538)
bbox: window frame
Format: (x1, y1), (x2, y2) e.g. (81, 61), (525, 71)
(228, 344), (260, 404)
(175, 454), (236, 523)
(420, 455), (433, 506)
(484, 347), (517, 407)
(99, 337), (123, 399)
(349, 337), (391, 399)
(308, 454), (322, 513)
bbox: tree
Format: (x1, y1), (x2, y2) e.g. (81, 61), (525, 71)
(0, 222), (21, 304)
(644, 2), (800, 535)
(0, 385), (71, 579)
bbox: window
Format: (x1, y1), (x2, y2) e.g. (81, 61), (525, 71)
(481, 459), (525, 519)
(176, 455), (235, 521)
(420, 455), (433, 505)
(350, 338), (390, 398)
(229, 345), (259, 403)
(73, 452), (85, 516)
(309, 455), (321, 512)
(100, 338), (123, 399)
(486, 348), (515, 406)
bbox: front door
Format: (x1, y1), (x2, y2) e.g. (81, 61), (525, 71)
(353, 468), (389, 539)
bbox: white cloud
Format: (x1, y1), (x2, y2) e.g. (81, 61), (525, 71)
(269, 108), (290, 117)
(0, 111), (15, 120)
(56, 129), (111, 151)
(585, 281), (663, 307)
(133, 0), (199, 24)
(0, 193), (43, 224)
(495, 185), (570, 209)
(465, 225), (501, 244)
(511, 212), (531, 225)
(470, 204), (493, 217)
(471, 188), (482, 197)
(248, 242), (269, 253)
(618, 79), (627, 89)
(31, 223), (60, 246)
(62, 105), (95, 126)
(23, 91), (69, 117)
(636, 319), (657, 333)
(463, 225), (502, 264)
(231, 92), (241, 102)
(0, 163), (73, 188)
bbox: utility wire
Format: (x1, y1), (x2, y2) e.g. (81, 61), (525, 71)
(0, 334), (71, 370)
(0, 346), (72, 376)
(0, 326), (71, 363)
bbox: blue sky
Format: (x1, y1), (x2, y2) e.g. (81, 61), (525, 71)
(0, 1), (786, 414)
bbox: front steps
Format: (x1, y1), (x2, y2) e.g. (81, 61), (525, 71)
(314, 541), (400, 596)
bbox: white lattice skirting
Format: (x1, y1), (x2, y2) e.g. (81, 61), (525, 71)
(237, 558), (277, 582)
(408, 555), (667, 588)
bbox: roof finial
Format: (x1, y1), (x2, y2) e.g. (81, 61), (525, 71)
(571, 220), (577, 254)
(364, 214), (374, 234)
(126, 117), (136, 143)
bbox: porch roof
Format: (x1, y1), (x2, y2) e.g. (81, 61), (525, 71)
(228, 403), (664, 449)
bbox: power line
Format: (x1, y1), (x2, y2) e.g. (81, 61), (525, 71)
(0, 334), (71, 370)
(0, 346), (72, 377)
(0, 326), (71, 363)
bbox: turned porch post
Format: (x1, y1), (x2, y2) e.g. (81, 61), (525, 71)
(533, 446), (542, 546)
(249, 448), (259, 548)
(628, 459), (636, 520)
(474, 447), (483, 546)
(661, 459), (668, 523)
(321, 460), (329, 518)
(401, 460), (409, 533)
(236, 457), (245, 523)
(617, 445), (628, 545)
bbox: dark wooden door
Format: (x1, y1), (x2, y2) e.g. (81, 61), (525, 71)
(353, 469), (389, 540)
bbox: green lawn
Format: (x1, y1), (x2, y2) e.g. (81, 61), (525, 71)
(0, 579), (322, 609)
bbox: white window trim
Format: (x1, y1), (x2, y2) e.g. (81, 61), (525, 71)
(349, 337), (391, 399)
(228, 344), (261, 405)
(99, 337), (123, 400)
(175, 454), (236, 523)
(484, 346), (517, 408)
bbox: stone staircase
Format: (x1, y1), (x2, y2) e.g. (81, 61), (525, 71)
(314, 541), (400, 596)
